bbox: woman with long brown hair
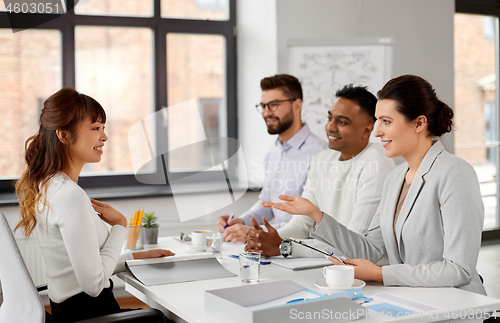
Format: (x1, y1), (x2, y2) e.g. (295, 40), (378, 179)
(16, 87), (174, 322)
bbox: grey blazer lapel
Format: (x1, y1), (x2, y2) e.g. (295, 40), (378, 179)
(384, 165), (406, 264)
(394, 141), (445, 258)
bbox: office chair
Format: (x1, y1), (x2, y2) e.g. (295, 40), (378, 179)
(0, 212), (166, 323)
(0, 211), (45, 322)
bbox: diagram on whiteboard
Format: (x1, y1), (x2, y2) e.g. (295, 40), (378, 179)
(288, 42), (392, 140)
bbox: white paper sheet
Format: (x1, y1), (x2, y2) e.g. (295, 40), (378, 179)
(363, 293), (445, 321)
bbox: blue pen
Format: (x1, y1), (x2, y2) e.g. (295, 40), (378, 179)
(286, 298), (306, 304)
(222, 212), (235, 232)
(228, 254), (270, 265)
(324, 248), (347, 265)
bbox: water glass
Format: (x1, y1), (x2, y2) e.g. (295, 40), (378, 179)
(239, 252), (260, 283)
(206, 234), (223, 258)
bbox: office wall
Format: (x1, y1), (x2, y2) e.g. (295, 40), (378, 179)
(236, 0), (278, 185)
(274, 0), (455, 151)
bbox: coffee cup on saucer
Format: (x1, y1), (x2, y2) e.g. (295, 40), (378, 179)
(191, 230), (212, 247)
(323, 265), (354, 289)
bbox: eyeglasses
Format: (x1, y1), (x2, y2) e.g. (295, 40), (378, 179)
(255, 99), (297, 113)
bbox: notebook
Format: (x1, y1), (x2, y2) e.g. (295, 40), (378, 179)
(126, 253), (237, 285)
(271, 257), (332, 270)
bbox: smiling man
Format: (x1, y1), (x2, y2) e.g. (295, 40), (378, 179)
(245, 85), (395, 257)
(217, 74), (327, 242)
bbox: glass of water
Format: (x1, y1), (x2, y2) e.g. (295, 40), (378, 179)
(206, 234), (223, 259)
(239, 252), (260, 283)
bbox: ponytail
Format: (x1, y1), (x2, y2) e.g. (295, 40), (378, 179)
(15, 133), (51, 237)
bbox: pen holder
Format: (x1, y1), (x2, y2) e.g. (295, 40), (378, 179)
(126, 225), (144, 250)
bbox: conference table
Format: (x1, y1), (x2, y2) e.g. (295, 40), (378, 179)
(117, 237), (500, 323)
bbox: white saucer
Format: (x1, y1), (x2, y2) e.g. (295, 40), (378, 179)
(314, 279), (366, 293)
(184, 242), (207, 251)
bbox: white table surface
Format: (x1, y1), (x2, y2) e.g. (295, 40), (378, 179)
(117, 237), (500, 323)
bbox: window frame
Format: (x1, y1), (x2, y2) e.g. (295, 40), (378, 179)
(456, 0), (500, 241)
(0, 0), (237, 199)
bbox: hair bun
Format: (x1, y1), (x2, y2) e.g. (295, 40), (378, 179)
(429, 100), (453, 137)
(378, 75), (453, 137)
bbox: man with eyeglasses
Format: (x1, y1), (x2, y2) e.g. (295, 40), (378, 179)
(245, 85), (395, 258)
(217, 74), (327, 242)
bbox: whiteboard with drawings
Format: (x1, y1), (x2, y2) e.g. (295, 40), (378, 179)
(288, 38), (393, 141)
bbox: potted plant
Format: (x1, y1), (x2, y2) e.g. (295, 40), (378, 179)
(142, 212), (159, 245)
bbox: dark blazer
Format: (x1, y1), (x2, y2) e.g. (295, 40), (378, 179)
(311, 141), (486, 295)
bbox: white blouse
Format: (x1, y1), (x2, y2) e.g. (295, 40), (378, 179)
(35, 172), (133, 303)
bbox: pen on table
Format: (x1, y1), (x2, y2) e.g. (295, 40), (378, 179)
(228, 254), (270, 265)
(223, 212), (235, 232)
(286, 298), (306, 304)
(288, 237), (348, 265)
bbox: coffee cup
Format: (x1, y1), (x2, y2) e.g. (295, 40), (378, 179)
(323, 265), (354, 289)
(191, 230), (212, 247)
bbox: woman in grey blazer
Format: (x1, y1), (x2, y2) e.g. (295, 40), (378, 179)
(263, 75), (486, 295)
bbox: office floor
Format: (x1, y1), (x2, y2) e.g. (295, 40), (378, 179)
(44, 297), (150, 314)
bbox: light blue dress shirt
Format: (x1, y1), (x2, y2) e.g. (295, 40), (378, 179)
(240, 124), (327, 228)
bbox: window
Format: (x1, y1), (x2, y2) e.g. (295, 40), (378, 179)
(455, 0), (500, 239)
(75, 26), (153, 175)
(75, 0), (153, 17)
(161, 0), (228, 20)
(0, 0), (236, 197)
(166, 33), (226, 172)
(0, 29), (62, 180)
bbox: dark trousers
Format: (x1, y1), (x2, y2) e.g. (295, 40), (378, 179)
(50, 279), (121, 323)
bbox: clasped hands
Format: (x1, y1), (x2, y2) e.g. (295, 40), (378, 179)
(244, 217), (282, 256)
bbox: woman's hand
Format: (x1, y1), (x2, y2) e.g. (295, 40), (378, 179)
(261, 195), (324, 224)
(90, 199), (127, 228)
(133, 249), (175, 259)
(328, 256), (383, 283)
